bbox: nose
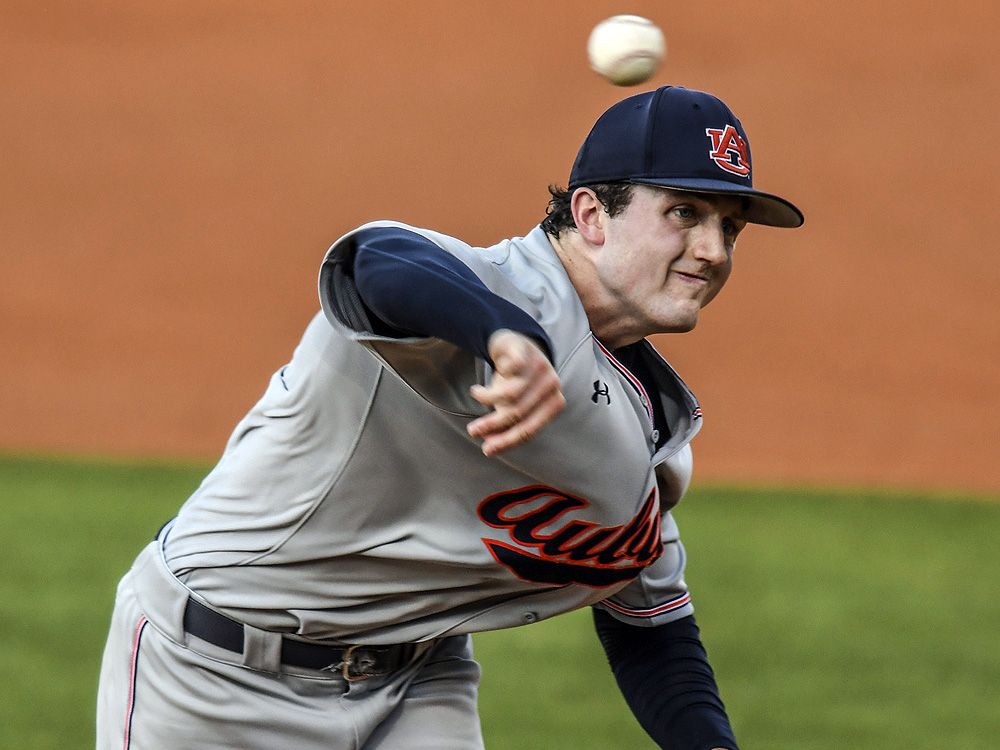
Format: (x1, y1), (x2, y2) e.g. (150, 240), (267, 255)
(690, 222), (730, 266)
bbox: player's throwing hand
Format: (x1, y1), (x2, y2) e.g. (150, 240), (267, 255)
(467, 329), (565, 456)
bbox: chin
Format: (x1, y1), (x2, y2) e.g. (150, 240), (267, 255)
(675, 319), (698, 333)
(650, 303), (701, 334)
(658, 316), (698, 334)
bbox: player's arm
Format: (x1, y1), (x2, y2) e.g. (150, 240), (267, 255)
(592, 608), (739, 750)
(350, 227), (564, 456)
(350, 227), (552, 361)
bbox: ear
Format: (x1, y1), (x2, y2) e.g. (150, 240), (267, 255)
(570, 188), (606, 246)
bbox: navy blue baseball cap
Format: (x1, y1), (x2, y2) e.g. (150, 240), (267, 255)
(568, 86), (804, 228)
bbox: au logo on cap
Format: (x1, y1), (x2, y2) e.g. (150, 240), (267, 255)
(705, 125), (751, 178)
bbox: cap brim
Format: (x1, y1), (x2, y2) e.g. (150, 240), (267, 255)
(629, 177), (804, 228)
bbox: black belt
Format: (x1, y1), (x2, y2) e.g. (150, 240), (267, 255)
(182, 597), (414, 681)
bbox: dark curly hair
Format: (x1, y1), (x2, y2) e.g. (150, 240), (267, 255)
(540, 182), (635, 238)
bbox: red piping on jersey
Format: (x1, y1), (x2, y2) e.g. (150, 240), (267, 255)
(601, 592), (691, 618)
(594, 338), (655, 427)
(123, 616), (148, 750)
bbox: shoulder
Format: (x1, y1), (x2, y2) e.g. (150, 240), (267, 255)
(324, 220), (468, 260)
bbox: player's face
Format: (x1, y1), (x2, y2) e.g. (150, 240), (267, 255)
(594, 185), (746, 341)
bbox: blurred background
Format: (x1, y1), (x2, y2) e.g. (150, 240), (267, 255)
(2, 3), (999, 749)
(3, 0), (998, 492)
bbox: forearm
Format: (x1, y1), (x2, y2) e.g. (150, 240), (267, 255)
(592, 607), (738, 750)
(349, 227), (551, 362)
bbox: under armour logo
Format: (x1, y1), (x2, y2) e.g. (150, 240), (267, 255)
(592, 380), (611, 405)
(705, 125), (751, 177)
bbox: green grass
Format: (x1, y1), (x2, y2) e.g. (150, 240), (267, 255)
(1, 455), (998, 749)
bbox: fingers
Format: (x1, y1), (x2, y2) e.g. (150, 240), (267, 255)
(468, 388), (565, 456)
(466, 330), (565, 457)
(469, 372), (564, 455)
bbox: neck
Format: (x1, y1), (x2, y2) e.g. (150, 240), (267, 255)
(548, 232), (643, 349)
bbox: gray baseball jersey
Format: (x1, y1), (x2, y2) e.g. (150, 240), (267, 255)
(161, 221), (701, 646)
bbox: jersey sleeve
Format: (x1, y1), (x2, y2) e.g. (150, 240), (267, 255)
(593, 444), (696, 626)
(318, 221), (548, 415)
(593, 507), (694, 627)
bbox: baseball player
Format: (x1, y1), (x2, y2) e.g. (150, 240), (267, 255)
(96, 86), (802, 750)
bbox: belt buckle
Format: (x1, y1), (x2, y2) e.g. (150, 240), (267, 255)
(341, 644), (377, 682)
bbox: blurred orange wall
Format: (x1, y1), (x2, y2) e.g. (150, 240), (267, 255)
(2, 1), (998, 492)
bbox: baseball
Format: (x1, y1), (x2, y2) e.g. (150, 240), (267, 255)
(587, 15), (666, 86)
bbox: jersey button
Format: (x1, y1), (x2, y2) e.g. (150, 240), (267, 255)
(522, 611), (538, 624)
(650, 429), (660, 443)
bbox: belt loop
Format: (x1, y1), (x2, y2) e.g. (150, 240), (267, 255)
(241, 623), (284, 673)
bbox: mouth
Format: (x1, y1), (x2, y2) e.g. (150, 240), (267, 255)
(671, 270), (710, 285)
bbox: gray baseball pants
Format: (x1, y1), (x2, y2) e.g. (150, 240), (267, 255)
(96, 541), (485, 749)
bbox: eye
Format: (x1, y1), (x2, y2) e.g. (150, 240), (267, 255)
(671, 205), (696, 221)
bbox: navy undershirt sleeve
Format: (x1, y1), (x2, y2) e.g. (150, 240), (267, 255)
(592, 608), (739, 750)
(349, 227), (552, 364)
